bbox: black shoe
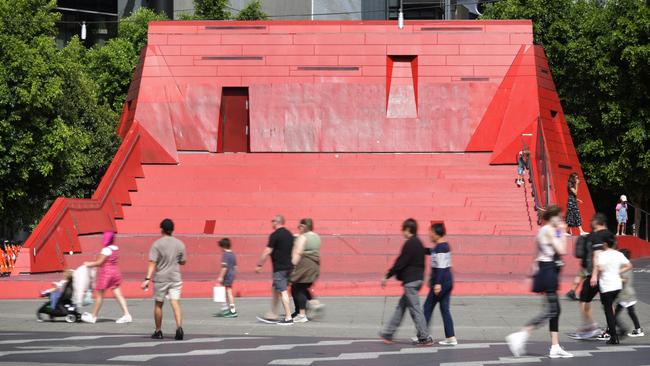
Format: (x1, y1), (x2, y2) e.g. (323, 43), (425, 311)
(151, 330), (163, 339)
(606, 335), (619, 345)
(175, 327), (184, 340)
(565, 290), (578, 301)
(277, 318), (294, 326)
(413, 336), (434, 346)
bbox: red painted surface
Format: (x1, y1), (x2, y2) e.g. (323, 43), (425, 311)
(618, 236), (650, 259)
(218, 87), (249, 153)
(15, 21), (609, 299)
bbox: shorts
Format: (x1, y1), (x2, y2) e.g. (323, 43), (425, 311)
(579, 276), (599, 303)
(272, 270), (290, 292)
(517, 167), (525, 175)
(154, 281), (182, 303)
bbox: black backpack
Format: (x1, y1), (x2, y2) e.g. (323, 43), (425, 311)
(574, 235), (588, 259)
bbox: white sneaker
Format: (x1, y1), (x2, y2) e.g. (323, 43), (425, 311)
(81, 312), (96, 324)
(293, 314), (309, 323)
(116, 314), (132, 324)
(438, 339), (458, 346)
(549, 345), (574, 358)
(505, 331), (528, 357)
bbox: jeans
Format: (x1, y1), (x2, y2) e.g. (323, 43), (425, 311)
(526, 292), (561, 332)
(382, 280), (430, 340)
(423, 283), (455, 338)
(601, 290), (620, 336)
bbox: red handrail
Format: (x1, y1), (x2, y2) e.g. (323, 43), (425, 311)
(24, 124), (142, 259)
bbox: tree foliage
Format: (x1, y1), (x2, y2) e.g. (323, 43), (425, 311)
(194, 0), (231, 19)
(236, 0), (268, 20)
(482, 0), (650, 212)
(191, 0), (268, 20)
(0, 0), (118, 236)
(86, 8), (167, 113)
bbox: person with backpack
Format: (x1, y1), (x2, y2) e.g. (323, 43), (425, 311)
(569, 213), (616, 340)
(565, 235), (588, 301)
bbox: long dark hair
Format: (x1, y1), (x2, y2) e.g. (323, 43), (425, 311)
(568, 172), (579, 190)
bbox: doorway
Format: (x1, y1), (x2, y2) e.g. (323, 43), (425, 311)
(218, 87), (249, 152)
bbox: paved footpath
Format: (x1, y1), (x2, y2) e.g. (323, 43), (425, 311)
(0, 259), (648, 366)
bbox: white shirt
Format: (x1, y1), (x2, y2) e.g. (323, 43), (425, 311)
(100, 245), (118, 256)
(597, 249), (630, 293)
(535, 225), (556, 262)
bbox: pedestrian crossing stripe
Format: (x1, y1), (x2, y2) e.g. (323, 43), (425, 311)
(268, 343), (501, 365)
(109, 339), (379, 362)
(0, 334), (140, 345)
(0, 337), (263, 358)
(439, 345), (650, 366)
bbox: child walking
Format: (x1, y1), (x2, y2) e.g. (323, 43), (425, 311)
(593, 237), (633, 344)
(217, 238), (238, 318)
(609, 249), (644, 338)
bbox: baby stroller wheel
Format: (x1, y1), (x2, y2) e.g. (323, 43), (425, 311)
(65, 314), (77, 323)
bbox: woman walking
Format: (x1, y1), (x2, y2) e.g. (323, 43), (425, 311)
(566, 173), (586, 235)
(290, 218), (322, 323)
(81, 231), (132, 324)
(506, 206), (573, 358)
(423, 223), (457, 346)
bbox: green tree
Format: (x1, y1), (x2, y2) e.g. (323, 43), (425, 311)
(236, 0), (268, 20)
(86, 8), (167, 114)
(0, 0), (118, 237)
(194, 0), (231, 19)
(483, 0), (650, 227)
(118, 7), (168, 54)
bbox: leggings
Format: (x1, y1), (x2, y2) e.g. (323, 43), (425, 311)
(600, 290), (620, 336)
(615, 304), (641, 330)
(526, 292), (560, 332)
(291, 282), (313, 312)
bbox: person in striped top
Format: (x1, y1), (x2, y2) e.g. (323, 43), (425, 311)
(423, 223), (457, 346)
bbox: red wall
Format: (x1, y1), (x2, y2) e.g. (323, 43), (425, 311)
(128, 20), (534, 155)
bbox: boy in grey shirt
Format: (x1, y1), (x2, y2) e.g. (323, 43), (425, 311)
(142, 219), (186, 340)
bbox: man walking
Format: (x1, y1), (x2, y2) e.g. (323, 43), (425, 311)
(141, 219), (187, 340)
(570, 213), (616, 340)
(379, 218), (433, 346)
(255, 215), (294, 325)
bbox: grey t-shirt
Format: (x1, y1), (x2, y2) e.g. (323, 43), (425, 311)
(149, 236), (186, 283)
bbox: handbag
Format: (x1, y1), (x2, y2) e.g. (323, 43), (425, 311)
(213, 286), (226, 303)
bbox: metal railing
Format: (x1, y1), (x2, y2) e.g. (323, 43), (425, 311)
(521, 117), (553, 226)
(626, 202), (650, 241)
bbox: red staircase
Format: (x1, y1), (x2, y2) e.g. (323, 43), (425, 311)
(1, 152), (587, 298)
(116, 152), (536, 236)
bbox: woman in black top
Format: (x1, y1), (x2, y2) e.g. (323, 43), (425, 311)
(565, 173), (586, 235)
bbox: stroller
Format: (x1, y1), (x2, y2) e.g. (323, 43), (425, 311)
(37, 276), (81, 323)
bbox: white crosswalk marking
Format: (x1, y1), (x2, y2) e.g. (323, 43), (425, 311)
(0, 334), (140, 345)
(110, 339), (379, 362)
(439, 345), (650, 366)
(0, 337), (263, 357)
(268, 343), (501, 365)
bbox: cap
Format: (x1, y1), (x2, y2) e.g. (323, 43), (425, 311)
(620, 195), (627, 202)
